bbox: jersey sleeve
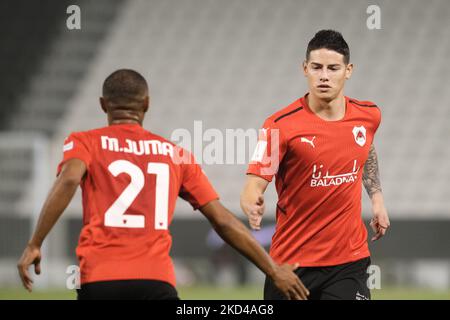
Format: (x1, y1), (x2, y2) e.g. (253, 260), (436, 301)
(56, 132), (92, 175)
(179, 150), (219, 210)
(246, 117), (288, 182)
(374, 105), (382, 133)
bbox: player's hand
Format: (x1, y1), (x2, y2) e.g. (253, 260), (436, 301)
(17, 244), (42, 292)
(370, 204), (390, 241)
(271, 263), (309, 300)
(241, 195), (265, 230)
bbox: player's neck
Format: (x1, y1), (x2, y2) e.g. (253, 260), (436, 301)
(109, 119), (142, 126)
(306, 92), (346, 121)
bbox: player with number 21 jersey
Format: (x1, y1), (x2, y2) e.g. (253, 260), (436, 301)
(59, 124), (217, 287)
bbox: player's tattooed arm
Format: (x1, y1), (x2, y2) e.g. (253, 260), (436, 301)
(363, 144), (382, 198)
(364, 144), (390, 241)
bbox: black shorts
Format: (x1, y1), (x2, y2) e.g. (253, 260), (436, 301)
(77, 279), (179, 300)
(264, 257), (372, 300)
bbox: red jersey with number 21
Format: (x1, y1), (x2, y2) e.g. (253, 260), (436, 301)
(57, 123), (218, 286)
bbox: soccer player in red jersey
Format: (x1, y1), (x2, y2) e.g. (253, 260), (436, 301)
(17, 69), (309, 300)
(241, 30), (390, 300)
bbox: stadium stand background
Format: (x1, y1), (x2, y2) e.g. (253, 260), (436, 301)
(1, 0), (449, 295)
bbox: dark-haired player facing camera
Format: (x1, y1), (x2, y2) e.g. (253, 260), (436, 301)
(241, 30), (390, 300)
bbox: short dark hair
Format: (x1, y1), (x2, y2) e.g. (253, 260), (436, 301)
(306, 30), (350, 64)
(102, 69), (148, 104)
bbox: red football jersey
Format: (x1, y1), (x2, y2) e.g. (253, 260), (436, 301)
(57, 123), (219, 286)
(247, 94), (381, 267)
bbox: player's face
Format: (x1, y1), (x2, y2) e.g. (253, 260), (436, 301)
(303, 49), (353, 101)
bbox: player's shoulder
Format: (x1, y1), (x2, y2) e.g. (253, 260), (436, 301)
(64, 126), (109, 146)
(65, 129), (91, 142)
(347, 97), (381, 123)
(138, 129), (194, 163)
(348, 97), (380, 110)
(266, 98), (305, 125)
(72, 125), (109, 138)
(141, 129), (176, 146)
(348, 96), (381, 118)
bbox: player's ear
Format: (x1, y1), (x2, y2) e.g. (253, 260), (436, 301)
(143, 96), (149, 113)
(345, 63), (353, 80)
(302, 60), (308, 77)
(100, 97), (107, 113)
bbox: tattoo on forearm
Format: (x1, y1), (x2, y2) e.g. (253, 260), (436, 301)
(363, 144), (382, 198)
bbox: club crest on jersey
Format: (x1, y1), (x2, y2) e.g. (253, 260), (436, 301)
(352, 126), (366, 147)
